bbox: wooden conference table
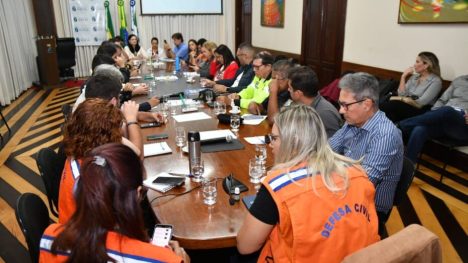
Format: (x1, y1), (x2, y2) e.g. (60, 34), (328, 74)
(133, 67), (273, 249)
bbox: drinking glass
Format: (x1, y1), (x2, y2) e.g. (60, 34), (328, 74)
(230, 114), (240, 132)
(249, 158), (263, 184)
(160, 103), (169, 121)
(255, 144), (267, 165)
(175, 127), (186, 148)
(149, 81), (156, 96)
(170, 105), (180, 116)
(213, 101), (221, 115)
(202, 178), (217, 205)
(191, 157), (204, 183)
(218, 101), (226, 114)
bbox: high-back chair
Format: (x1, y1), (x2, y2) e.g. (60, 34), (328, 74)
(35, 148), (66, 217)
(15, 193), (51, 263)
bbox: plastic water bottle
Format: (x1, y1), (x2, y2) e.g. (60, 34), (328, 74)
(175, 56), (181, 72)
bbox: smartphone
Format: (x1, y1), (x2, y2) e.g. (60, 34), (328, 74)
(147, 133), (169, 141)
(164, 39), (168, 44)
(140, 122), (161, 128)
(152, 176), (185, 185)
(151, 224), (173, 247)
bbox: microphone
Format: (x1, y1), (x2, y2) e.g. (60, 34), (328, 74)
(229, 173), (235, 206)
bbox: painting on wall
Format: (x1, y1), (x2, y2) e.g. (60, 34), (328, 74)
(399, 0), (468, 23)
(261, 0), (285, 27)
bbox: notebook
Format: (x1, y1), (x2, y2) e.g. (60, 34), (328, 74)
(144, 142), (172, 157)
(143, 172), (186, 193)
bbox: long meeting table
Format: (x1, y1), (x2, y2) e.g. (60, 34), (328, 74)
(132, 66), (273, 249)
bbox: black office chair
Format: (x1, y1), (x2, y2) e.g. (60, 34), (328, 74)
(36, 148), (66, 217)
(56, 38), (76, 79)
(429, 138), (468, 181)
(0, 105), (11, 145)
(15, 193), (51, 263)
(383, 157), (416, 223)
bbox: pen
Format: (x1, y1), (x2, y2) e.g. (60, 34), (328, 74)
(168, 172), (192, 178)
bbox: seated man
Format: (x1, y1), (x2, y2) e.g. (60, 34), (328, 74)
(164, 32), (189, 61)
(399, 74), (468, 163)
(218, 52), (274, 109)
(283, 66), (341, 137)
(205, 42), (256, 94)
(328, 72), (404, 235)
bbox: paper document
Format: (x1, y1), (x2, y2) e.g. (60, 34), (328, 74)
(173, 112), (212, 122)
(144, 142), (172, 157)
(242, 114), (267, 125)
(167, 99), (197, 106)
(155, 76), (178, 81)
(244, 136), (266, 145)
(200, 129), (237, 141)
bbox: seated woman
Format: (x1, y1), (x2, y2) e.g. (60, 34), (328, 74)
(212, 45), (238, 81)
(146, 37), (167, 61)
(124, 34), (147, 60)
(40, 143), (189, 263)
(237, 105), (380, 262)
(59, 98), (141, 223)
(399, 74), (468, 163)
(190, 41), (217, 79)
(186, 39), (199, 66)
(381, 51), (442, 122)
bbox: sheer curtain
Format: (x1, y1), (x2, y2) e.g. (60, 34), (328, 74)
(0, 0), (38, 105)
(53, 0), (236, 77)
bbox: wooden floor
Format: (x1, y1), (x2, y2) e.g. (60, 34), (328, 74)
(0, 87), (466, 263)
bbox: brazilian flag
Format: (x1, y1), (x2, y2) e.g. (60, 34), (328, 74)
(104, 0), (114, 40)
(118, 0), (128, 45)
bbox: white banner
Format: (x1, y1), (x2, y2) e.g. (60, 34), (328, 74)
(69, 0), (106, 46)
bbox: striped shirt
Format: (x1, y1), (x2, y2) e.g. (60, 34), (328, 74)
(329, 110), (403, 213)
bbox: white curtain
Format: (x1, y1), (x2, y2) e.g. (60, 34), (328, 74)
(53, 0), (236, 77)
(0, 0), (38, 105)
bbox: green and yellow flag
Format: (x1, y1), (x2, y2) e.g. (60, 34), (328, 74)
(104, 0), (114, 40)
(117, 0), (128, 45)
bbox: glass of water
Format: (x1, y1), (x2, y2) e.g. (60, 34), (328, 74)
(160, 103), (169, 121)
(255, 144), (267, 165)
(170, 105), (180, 116)
(175, 127), (186, 148)
(230, 114), (240, 132)
(202, 178), (217, 205)
(191, 157), (204, 183)
(249, 158), (263, 184)
(218, 101), (226, 114)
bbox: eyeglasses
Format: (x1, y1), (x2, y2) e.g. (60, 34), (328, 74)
(265, 133), (280, 144)
(338, 99), (367, 111)
(253, 64), (264, 70)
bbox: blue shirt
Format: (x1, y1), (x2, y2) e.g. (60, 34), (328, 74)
(173, 42), (188, 61)
(329, 110), (403, 213)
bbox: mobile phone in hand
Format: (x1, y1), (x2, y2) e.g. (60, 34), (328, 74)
(151, 224), (173, 247)
(164, 39), (168, 44)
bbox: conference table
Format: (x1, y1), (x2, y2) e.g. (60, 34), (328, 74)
(132, 64), (273, 249)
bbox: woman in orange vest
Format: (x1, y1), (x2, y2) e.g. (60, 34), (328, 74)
(40, 143), (189, 263)
(237, 104), (380, 262)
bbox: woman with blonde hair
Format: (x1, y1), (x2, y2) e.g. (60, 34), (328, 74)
(190, 41), (217, 79)
(237, 104), (379, 263)
(381, 51), (442, 122)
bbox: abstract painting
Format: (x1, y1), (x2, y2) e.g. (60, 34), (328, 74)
(399, 0), (468, 23)
(261, 0), (285, 27)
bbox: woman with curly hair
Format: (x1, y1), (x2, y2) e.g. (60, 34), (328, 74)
(58, 98), (140, 223)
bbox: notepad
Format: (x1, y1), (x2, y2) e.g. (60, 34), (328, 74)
(143, 172), (186, 193)
(144, 142), (172, 157)
(242, 114), (267, 125)
(244, 136), (266, 145)
(172, 112), (212, 122)
(200, 129), (237, 141)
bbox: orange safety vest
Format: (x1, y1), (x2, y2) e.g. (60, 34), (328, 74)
(39, 223), (183, 263)
(58, 158), (81, 224)
(258, 163), (380, 263)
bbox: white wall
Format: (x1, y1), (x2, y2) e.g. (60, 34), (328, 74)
(252, 0), (303, 54)
(344, 0), (468, 81)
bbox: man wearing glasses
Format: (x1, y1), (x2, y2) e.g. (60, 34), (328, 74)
(219, 52), (274, 109)
(328, 72), (403, 237)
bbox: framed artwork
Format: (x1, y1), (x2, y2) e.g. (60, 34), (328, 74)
(261, 0), (285, 27)
(399, 0), (468, 23)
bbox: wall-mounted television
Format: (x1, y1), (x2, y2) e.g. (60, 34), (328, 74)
(141, 0), (223, 15)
